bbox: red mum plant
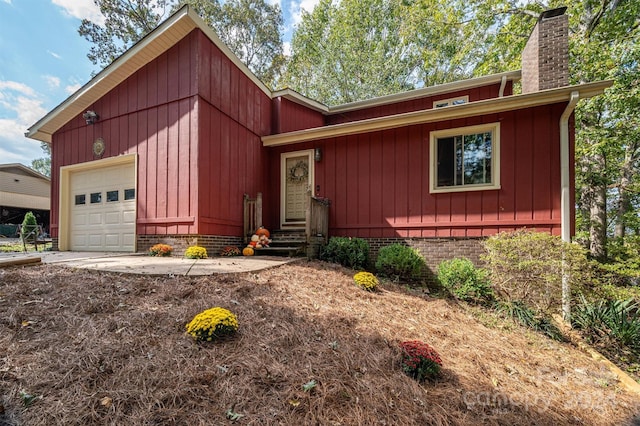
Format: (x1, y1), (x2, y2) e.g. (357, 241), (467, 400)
(400, 340), (443, 382)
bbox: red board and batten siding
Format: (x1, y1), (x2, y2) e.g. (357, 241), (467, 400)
(272, 97), (325, 134)
(195, 31), (272, 236)
(267, 102), (573, 239)
(51, 31), (201, 239)
(51, 28), (273, 240)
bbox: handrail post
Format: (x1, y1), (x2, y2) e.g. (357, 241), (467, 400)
(305, 189), (312, 244)
(256, 192), (263, 229)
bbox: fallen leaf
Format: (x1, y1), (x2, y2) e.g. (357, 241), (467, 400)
(19, 391), (38, 407)
(289, 399), (300, 407)
(302, 379), (317, 392)
(226, 408), (244, 421)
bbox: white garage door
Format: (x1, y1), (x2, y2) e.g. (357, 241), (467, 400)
(69, 163), (136, 251)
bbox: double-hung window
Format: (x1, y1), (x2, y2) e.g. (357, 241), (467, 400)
(430, 123), (500, 193)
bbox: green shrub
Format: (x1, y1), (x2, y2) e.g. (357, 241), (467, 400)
(573, 295), (640, 349)
(185, 307), (238, 342)
(590, 283), (640, 304)
(399, 340), (443, 382)
(320, 237), (370, 269)
(21, 211), (38, 238)
(437, 258), (493, 303)
(353, 271), (379, 291)
(375, 244), (425, 282)
(483, 230), (590, 313)
(590, 236), (640, 287)
(185, 246), (208, 259)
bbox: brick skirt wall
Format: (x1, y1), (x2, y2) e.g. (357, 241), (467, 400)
(137, 234), (244, 256)
(366, 237), (486, 283)
(135, 235), (485, 265)
(53, 234), (484, 279)
(49, 235), (243, 256)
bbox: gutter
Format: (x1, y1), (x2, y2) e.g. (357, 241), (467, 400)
(560, 91), (580, 243)
(498, 75), (507, 97)
(560, 90), (580, 323)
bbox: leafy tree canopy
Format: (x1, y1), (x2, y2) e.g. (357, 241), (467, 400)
(281, 0), (504, 105)
(79, 0), (284, 86)
(31, 143), (51, 177)
(178, 0), (284, 87)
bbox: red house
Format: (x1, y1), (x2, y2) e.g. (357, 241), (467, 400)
(26, 6), (611, 267)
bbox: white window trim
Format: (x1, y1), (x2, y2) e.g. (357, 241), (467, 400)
(429, 122), (500, 194)
(432, 95), (469, 109)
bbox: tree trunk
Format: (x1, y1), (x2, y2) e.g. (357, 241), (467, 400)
(576, 160), (593, 250)
(589, 150), (607, 260)
(614, 143), (637, 240)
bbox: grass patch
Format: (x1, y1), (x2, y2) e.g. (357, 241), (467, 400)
(0, 241), (52, 252)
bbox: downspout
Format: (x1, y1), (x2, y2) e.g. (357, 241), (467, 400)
(498, 75), (507, 97)
(560, 90), (580, 322)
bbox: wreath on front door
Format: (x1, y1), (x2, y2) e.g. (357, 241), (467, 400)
(287, 160), (308, 184)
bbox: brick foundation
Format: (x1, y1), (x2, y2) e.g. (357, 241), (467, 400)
(137, 234), (244, 256)
(365, 237), (486, 284)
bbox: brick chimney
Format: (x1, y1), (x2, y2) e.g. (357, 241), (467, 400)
(521, 7), (569, 93)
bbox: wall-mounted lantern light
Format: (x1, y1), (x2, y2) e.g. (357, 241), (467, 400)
(314, 147), (322, 162)
(83, 110), (99, 125)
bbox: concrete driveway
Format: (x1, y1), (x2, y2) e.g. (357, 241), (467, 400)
(0, 251), (299, 275)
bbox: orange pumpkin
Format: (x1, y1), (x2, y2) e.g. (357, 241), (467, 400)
(255, 227), (270, 239)
(242, 247), (254, 256)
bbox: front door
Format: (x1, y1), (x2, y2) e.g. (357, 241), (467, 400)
(281, 150), (314, 228)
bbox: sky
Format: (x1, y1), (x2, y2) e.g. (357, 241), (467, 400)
(0, 0), (317, 168)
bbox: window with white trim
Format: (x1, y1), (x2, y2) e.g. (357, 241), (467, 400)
(430, 123), (500, 193)
(433, 96), (468, 108)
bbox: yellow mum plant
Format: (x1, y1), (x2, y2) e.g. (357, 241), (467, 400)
(186, 307), (238, 342)
(185, 245), (207, 259)
(353, 271), (379, 291)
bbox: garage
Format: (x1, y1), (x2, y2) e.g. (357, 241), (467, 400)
(68, 161), (136, 251)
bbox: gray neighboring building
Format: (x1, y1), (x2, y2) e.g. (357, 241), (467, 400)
(0, 164), (50, 235)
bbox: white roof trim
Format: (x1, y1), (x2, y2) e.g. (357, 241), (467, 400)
(262, 80), (613, 147)
(272, 88), (329, 113)
(327, 70), (522, 114)
(271, 70), (522, 116)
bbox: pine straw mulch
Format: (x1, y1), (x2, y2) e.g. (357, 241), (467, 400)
(1, 261), (639, 426)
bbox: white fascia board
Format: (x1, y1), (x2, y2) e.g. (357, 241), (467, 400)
(272, 88), (329, 113)
(326, 71), (522, 114)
